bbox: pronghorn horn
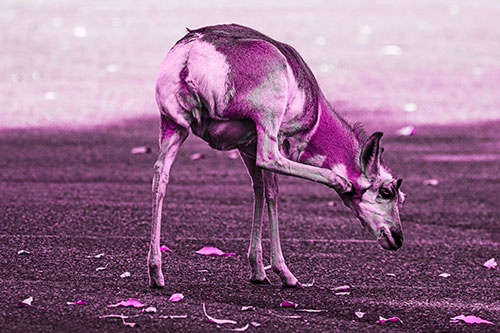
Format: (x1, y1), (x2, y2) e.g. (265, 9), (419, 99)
(361, 132), (383, 176)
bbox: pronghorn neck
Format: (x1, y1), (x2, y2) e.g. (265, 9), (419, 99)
(299, 96), (363, 183)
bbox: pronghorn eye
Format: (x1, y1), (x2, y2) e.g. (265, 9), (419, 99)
(379, 188), (392, 200)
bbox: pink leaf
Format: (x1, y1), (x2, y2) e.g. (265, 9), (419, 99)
(483, 258), (497, 269)
(280, 300), (298, 308)
(144, 306), (157, 313)
(67, 300), (87, 305)
(17, 249), (31, 255)
(202, 303), (237, 325)
(296, 309), (327, 313)
(450, 314), (494, 325)
(108, 299), (145, 308)
(159, 314), (188, 319)
(196, 246), (235, 256)
(18, 296), (33, 307)
(241, 306), (256, 311)
(376, 316), (402, 324)
(169, 293), (184, 302)
(160, 245), (171, 252)
(251, 322), (262, 327)
(355, 311), (366, 318)
(333, 285), (350, 291)
(335, 292), (351, 296)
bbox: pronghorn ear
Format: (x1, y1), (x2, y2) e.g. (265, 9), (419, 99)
(360, 132), (383, 176)
(396, 178), (403, 189)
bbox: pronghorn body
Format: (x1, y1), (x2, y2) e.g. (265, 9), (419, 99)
(149, 24), (405, 288)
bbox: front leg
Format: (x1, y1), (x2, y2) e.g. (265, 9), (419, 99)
(263, 171), (300, 288)
(255, 131), (351, 193)
(240, 152), (268, 284)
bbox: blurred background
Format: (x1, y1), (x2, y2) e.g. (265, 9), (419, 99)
(1, 0), (499, 128)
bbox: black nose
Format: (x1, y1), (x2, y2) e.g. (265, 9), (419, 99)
(391, 228), (404, 248)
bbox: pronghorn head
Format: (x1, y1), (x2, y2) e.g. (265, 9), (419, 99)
(340, 132), (406, 251)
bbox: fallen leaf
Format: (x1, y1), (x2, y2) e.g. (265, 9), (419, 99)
(96, 267), (106, 271)
(251, 322), (262, 327)
(202, 303), (237, 325)
(241, 306), (256, 311)
(333, 285), (350, 292)
(160, 245), (171, 252)
(264, 265), (271, 270)
(169, 293), (184, 302)
(483, 258), (497, 269)
(99, 314), (137, 327)
(302, 278), (315, 287)
(67, 300), (87, 305)
(17, 249), (31, 255)
(131, 146), (151, 155)
(270, 312), (301, 319)
(450, 314), (494, 325)
(386, 273), (396, 277)
(423, 179), (439, 186)
(376, 316), (402, 324)
(86, 253), (104, 258)
(159, 314), (188, 319)
(19, 296), (33, 307)
(228, 324), (249, 331)
(296, 309), (327, 313)
(439, 273), (450, 278)
(335, 292), (351, 296)
(144, 306), (157, 313)
(196, 246), (235, 256)
(189, 153), (204, 161)
(120, 272), (131, 278)
(355, 311), (366, 318)
(396, 126), (415, 136)
(280, 300), (298, 308)
(108, 299), (145, 308)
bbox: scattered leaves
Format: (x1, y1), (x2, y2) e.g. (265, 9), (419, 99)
(355, 311), (366, 318)
(202, 303), (237, 325)
(87, 253), (104, 259)
(335, 292), (351, 296)
(159, 314), (188, 319)
(483, 258), (497, 269)
(280, 300), (298, 308)
(95, 267), (106, 271)
(296, 309), (327, 313)
(17, 249), (31, 255)
(99, 314), (137, 327)
(241, 306), (256, 311)
(169, 293), (184, 302)
(439, 273), (450, 278)
(196, 246), (235, 256)
(376, 316), (402, 324)
(264, 265), (271, 271)
(450, 314), (494, 325)
(120, 272), (131, 278)
(143, 306), (157, 313)
(160, 245), (171, 252)
(131, 146), (151, 155)
(386, 273), (396, 277)
(67, 300), (87, 305)
(108, 300), (145, 308)
(333, 285), (350, 292)
(19, 296), (33, 307)
(251, 322), (262, 327)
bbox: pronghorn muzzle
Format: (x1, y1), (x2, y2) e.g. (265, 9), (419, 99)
(378, 226), (404, 251)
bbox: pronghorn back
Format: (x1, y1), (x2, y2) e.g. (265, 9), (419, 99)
(155, 24), (322, 141)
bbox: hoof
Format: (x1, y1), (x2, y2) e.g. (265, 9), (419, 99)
(148, 275), (165, 288)
(148, 264), (165, 288)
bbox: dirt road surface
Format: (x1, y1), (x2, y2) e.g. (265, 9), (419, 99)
(0, 119), (499, 331)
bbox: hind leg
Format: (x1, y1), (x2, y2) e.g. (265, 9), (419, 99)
(240, 151), (269, 284)
(148, 116), (188, 288)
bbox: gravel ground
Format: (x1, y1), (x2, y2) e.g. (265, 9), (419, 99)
(0, 118), (498, 332)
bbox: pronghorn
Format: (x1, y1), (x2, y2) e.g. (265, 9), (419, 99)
(149, 24), (405, 288)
